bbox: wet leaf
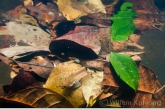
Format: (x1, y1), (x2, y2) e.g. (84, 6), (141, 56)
(110, 52), (140, 91)
(0, 22), (51, 46)
(0, 87), (74, 108)
(45, 61), (87, 107)
(26, 2), (66, 26)
(56, 0), (106, 20)
(0, 46), (49, 58)
(8, 68), (43, 95)
(54, 26), (101, 55)
(16, 56), (54, 79)
(49, 40), (98, 60)
(81, 68), (104, 107)
(110, 2), (136, 41)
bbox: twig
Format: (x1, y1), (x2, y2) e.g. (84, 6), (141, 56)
(154, 85), (165, 94)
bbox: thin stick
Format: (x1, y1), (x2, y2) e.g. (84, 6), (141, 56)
(154, 85), (165, 94)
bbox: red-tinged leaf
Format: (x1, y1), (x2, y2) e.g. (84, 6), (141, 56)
(8, 68), (43, 95)
(54, 26), (101, 55)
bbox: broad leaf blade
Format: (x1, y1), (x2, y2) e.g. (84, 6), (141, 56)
(110, 2), (136, 41)
(110, 52), (139, 91)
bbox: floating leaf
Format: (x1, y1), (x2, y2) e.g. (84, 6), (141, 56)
(110, 52), (140, 91)
(81, 68), (104, 107)
(110, 2), (136, 41)
(45, 61), (87, 107)
(0, 87), (74, 108)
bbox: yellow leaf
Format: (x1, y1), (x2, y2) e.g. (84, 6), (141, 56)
(56, 0), (106, 20)
(81, 68), (104, 107)
(45, 61), (87, 107)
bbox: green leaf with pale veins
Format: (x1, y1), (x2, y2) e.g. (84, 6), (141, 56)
(110, 2), (136, 41)
(110, 52), (140, 91)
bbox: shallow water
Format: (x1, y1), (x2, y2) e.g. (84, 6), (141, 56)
(139, 30), (165, 84)
(0, 0), (165, 85)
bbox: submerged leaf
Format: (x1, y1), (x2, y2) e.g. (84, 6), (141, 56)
(0, 87), (74, 108)
(81, 68), (104, 107)
(45, 61), (87, 107)
(0, 22), (51, 46)
(56, 0), (106, 20)
(110, 2), (136, 41)
(110, 52), (140, 91)
(8, 68), (42, 95)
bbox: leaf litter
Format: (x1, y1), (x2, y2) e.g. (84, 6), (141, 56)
(0, 0), (165, 108)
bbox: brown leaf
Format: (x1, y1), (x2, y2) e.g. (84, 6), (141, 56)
(149, 80), (165, 108)
(17, 56), (54, 79)
(54, 26), (101, 55)
(26, 2), (66, 26)
(102, 63), (156, 93)
(0, 87), (74, 108)
(102, 63), (157, 108)
(6, 5), (23, 19)
(137, 65), (156, 93)
(125, 0), (158, 13)
(8, 68), (43, 95)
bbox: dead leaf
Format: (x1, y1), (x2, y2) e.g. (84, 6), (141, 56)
(49, 40), (98, 60)
(80, 60), (107, 70)
(150, 80), (165, 108)
(6, 5), (23, 19)
(0, 22), (51, 46)
(56, 0), (106, 20)
(0, 46), (49, 58)
(81, 68), (104, 107)
(8, 68), (43, 95)
(19, 8), (39, 27)
(0, 35), (15, 49)
(54, 26), (101, 55)
(26, 2), (66, 26)
(102, 63), (157, 108)
(45, 61), (87, 107)
(0, 87), (74, 108)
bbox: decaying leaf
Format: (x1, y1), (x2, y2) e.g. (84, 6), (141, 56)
(102, 63), (157, 108)
(54, 26), (101, 55)
(0, 22), (51, 46)
(45, 61), (87, 107)
(81, 68), (104, 107)
(0, 87), (74, 108)
(8, 68), (43, 95)
(16, 55), (55, 79)
(56, 0), (106, 20)
(150, 80), (165, 108)
(0, 46), (49, 58)
(49, 40), (98, 60)
(26, 2), (66, 26)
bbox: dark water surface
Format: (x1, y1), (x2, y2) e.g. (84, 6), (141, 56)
(139, 30), (165, 84)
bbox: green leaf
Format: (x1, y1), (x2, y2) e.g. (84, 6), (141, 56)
(110, 52), (140, 91)
(110, 2), (136, 41)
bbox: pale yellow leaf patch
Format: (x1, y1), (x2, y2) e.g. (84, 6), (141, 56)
(45, 61), (87, 107)
(81, 68), (104, 107)
(56, 0), (106, 20)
